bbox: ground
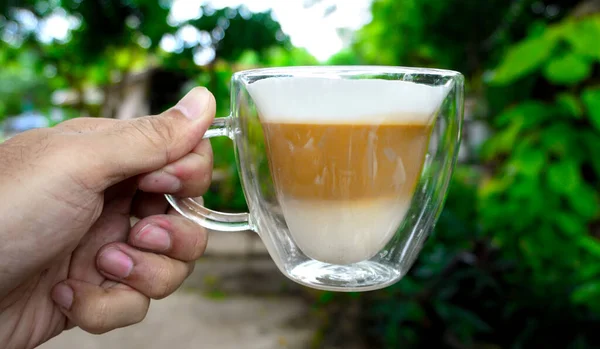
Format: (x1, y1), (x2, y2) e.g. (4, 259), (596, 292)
(39, 232), (321, 349)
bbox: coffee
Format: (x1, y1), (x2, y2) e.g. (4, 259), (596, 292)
(247, 77), (449, 265)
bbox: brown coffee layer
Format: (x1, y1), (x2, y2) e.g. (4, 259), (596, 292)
(262, 122), (431, 201)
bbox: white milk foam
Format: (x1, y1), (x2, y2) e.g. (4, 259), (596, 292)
(247, 77), (451, 265)
(280, 198), (410, 264)
(246, 77), (453, 124)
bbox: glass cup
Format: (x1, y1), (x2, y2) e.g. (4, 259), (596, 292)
(167, 66), (464, 292)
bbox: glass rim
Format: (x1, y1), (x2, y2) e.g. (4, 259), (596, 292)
(233, 65), (463, 80)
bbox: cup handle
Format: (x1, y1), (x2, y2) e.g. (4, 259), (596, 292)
(165, 117), (251, 232)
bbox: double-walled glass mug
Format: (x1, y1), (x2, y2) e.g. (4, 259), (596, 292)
(167, 66), (464, 292)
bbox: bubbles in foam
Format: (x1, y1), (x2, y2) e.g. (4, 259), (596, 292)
(246, 77), (453, 124)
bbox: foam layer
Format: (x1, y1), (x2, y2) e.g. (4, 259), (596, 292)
(281, 197), (410, 265)
(246, 77), (453, 124)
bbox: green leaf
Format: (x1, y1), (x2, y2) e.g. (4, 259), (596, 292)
(396, 301), (425, 322)
(580, 131), (600, 175)
(543, 53), (592, 85)
(541, 123), (578, 157)
(556, 93), (583, 118)
(519, 235), (543, 272)
(114, 49), (131, 70)
(480, 119), (523, 158)
(566, 184), (599, 220)
(563, 17), (600, 61)
(237, 50), (261, 65)
(435, 302), (492, 333)
(579, 262), (600, 280)
(581, 87), (600, 131)
(495, 101), (553, 128)
(527, 20), (549, 38)
(513, 148), (546, 178)
(572, 280), (600, 304)
(577, 236), (600, 259)
(492, 36), (556, 85)
(554, 212), (586, 236)
(479, 175), (514, 198)
(546, 160), (581, 195)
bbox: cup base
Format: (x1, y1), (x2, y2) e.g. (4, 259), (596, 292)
(287, 260), (402, 292)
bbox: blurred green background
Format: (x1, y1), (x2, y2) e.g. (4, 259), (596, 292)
(2, 0), (600, 348)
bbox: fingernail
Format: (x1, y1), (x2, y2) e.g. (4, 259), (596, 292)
(139, 171), (181, 193)
(52, 283), (74, 310)
(135, 224), (171, 251)
(174, 87), (210, 120)
(98, 248), (134, 279)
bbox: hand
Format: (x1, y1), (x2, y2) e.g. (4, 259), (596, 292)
(0, 87), (215, 349)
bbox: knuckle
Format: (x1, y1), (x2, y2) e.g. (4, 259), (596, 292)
(186, 261), (196, 277)
(129, 118), (164, 146)
(147, 116), (176, 146)
(121, 117), (174, 163)
(201, 166), (212, 192)
(148, 259), (176, 299)
(164, 106), (188, 120)
(129, 302), (149, 325)
(198, 138), (213, 155)
(77, 293), (149, 334)
(182, 153), (212, 196)
(80, 299), (111, 334)
(198, 148), (214, 171)
(133, 117), (169, 144)
(189, 227), (208, 260)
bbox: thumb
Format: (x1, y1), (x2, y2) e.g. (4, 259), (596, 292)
(85, 87), (215, 189)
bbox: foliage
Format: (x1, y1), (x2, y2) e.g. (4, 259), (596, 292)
(0, 0), (289, 114)
(482, 14), (600, 308)
(352, 0), (576, 77)
(310, 2), (600, 349)
(0, 46), (51, 117)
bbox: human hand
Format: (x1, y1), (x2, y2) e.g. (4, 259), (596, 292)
(0, 87), (215, 349)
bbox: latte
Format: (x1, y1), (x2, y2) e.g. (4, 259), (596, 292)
(247, 77), (450, 265)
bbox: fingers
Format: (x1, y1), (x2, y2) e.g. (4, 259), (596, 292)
(51, 211), (207, 334)
(137, 138), (213, 197)
(83, 87), (216, 190)
(93, 213), (207, 299)
(67, 178), (137, 286)
(131, 191), (169, 218)
(128, 214), (208, 261)
(51, 280), (150, 335)
(96, 243), (195, 300)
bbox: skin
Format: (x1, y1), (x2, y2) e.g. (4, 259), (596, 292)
(0, 87), (216, 349)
